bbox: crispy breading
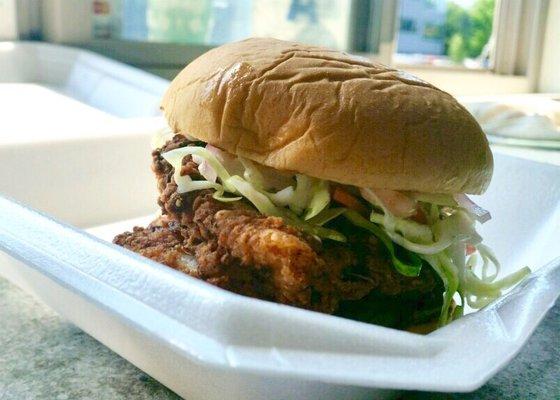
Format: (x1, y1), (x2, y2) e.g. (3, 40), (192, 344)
(115, 192), (437, 314)
(114, 136), (438, 315)
(113, 220), (186, 272)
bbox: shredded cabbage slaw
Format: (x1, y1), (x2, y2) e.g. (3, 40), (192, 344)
(162, 142), (530, 326)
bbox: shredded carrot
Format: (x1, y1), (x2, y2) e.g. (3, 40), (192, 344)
(410, 207), (428, 224)
(332, 187), (368, 215)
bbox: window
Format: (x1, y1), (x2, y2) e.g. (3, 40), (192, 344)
(95, 0), (356, 51)
(400, 18), (417, 33)
(5, 0), (549, 94)
(93, 0), (499, 70)
(395, 0), (494, 68)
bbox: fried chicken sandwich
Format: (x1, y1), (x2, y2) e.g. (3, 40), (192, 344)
(114, 38), (529, 330)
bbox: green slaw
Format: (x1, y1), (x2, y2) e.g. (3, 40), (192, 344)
(162, 144), (530, 326)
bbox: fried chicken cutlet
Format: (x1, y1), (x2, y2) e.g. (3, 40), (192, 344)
(114, 135), (439, 318)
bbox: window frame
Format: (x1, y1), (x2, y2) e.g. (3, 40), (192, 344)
(491, 0), (549, 79)
(9, 0), (551, 95)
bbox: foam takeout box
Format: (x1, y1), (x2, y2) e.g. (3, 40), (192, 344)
(0, 139), (559, 400)
(0, 42), (558, 400)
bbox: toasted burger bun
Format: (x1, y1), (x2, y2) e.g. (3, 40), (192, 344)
(161, 38), (493, 194)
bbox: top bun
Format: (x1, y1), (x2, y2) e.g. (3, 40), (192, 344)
(161, 38), (493, 194)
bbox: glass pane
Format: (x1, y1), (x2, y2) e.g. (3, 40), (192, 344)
(394, 0), (495, 68)
(93, 0), (355, 51)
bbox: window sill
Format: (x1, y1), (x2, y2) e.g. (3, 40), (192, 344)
(395, 67), (530, 96)
(392, 63), (489, 73)
(75, 39), (214, 68)
(75, 40), (532, 96)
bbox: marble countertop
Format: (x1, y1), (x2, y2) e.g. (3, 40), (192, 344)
(0, 276), (558, 400)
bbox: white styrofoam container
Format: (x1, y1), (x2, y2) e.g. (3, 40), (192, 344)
(0, 41), (168, 117)
(0, 41), (168, 227)
(0, 152), (559, 400)
(0, 42), (559, 400)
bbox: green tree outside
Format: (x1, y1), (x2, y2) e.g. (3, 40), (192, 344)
(445, 0), (495, 63)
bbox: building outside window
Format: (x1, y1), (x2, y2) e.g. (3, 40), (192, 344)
(395, 0), (495, 68)
(397, 0), (446, 57)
